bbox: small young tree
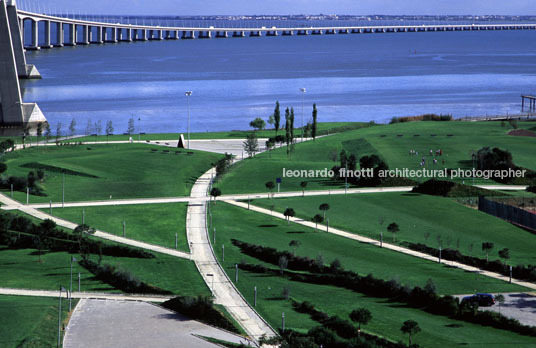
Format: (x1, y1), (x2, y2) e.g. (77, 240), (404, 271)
(312, 214), (324, 229)
(290, 107), (295, 142)
(312, 103), (318, 140)
(387, 222), (400, 242)
(85, 118), (93, 136)
(283, 208), (295, 225)
(0, 163), (7, 175)
(55, 122), (62, 140)
(495, 294), (505, 314)
(289, 240), (301, 255)
(36, 122), (43, 145)
(349, 308), (372, 336)
(300, 181), (308, 196)
(44, 122), (51, 141)
(249, 117), (266, 131)
(265, 181), (275, 198)
(267, 114), (275, 129)
(95, 120), (102, 136)
(319, 203), (330, 220)
(278, 256), (288, 274)
(243, 133), (259, 157)
(210, 187), (222, 204)
(482, 242), (495, 262)
(106, 120), (114, 143)
(274, 101), (281, 135)
(127, 117), (135, 135)
(69, 118), (77, 136)
(498, 248), (510, 266)
(400, 320), (421, 347)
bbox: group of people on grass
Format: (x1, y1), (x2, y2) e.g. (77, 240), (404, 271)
(409, 148), (445, 167)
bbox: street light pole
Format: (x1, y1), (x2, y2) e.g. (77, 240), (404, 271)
(300, 88), (306, 142)
(58, 286), (65, 348)
(69, 256), (77, 311)
(185, 91), (192, 149)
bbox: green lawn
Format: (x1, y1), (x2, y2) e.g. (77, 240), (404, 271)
(210, 203), (524, 295)
(0, 247), (208, 296)
(210, 203), (534, 347)
(64, 122), (369, 143)
(252, 192), (536, 267)
(0, 295), (76, 348)
(43, 203), (189, 252)
(217, 120), (536, 194)
(3, 143), (222, 204)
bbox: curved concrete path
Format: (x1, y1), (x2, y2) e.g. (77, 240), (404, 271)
(225, 199), (536, 291)
(187, 168), (277, 343)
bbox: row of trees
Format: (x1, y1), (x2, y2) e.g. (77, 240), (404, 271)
(44, 117), (139, 140)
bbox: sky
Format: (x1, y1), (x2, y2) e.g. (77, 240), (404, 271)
(15, 0), (536, 16)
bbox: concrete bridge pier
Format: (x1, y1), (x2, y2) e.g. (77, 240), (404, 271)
(80, 25), (89, 45)
(182, 30), (196, 39)
(6, 1), (39, 78)
(66, 23), (76, 46)
(41, 20), (52, 48)
(94, 26), (103, 43)
(215, 31), (228, 38)
(338, 29), (349, 34)
(282, 30), (294, 36)
(26, 20), (40, 50)
(297, 29), (309, 35)
(249, 30), (261, 37)
(199, 31), (212, 39)
(266, 30), (278, 36)
(108, 27), (118, 43)
(232, 31), (245, 37)
(54, 22), (63, 46)
(0, 0), (47, 133)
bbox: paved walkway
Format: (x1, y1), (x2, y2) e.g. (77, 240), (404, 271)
(0, 288), (171, 302)
(187, 168), (277, 343)
(225, 200), (536, 291)
(64, 299), (253, 348)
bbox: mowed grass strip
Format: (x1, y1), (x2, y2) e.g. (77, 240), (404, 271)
(0, 295), (76, 348)
(210, 204), (535, 348)
(217, 120), (536, 194)
(43, 203), (189, 252)
(0, 247), (209, 297)
(253, 192), (536, 267)
(3, 143), (222, 204)
(210, 203), (524, 296)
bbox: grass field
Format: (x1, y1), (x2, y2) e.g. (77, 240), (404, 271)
(42, 203), (189, 252)
(252, 192), (536, 267)
(210, 203), (524, 295)
(2, 143), (222, 204)
(217, 120), (536, 194)
(63, 122), (369, 143)
(0, 295), (76, 348)
(210, 203), (534, 347)
(0, 247), (208, 296)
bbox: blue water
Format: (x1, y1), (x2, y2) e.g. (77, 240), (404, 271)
(21, 29), (536, 133)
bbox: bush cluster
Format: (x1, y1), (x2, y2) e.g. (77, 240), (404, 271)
(161, 296), (240, 333)
(390, 114), (452, 124)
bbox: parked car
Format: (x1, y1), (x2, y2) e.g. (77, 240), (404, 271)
(461, 293), (495, 307)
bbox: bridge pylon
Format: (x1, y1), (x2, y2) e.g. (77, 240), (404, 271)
(0, 0), (46, 134)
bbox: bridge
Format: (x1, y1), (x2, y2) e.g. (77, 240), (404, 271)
(2, 0), (536, 133)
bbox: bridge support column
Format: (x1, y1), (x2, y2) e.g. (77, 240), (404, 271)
(55, 22), (63, 47)
(141, 29), (148, 40)
(6, 1), (40, 78)
(28, 20), (40, 50)
(126, 28), (132, 41)
(95, 26), (103, 43)
(81, 25), (89, 45)
(157, 30), (163, 40)
(66, 23), (76, 46)
(42, 20), (52, 48)
(0, 0), (46, 132)
(110, 27), (118, 43)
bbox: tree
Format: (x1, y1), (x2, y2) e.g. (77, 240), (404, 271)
(85, 119), (93, 135)
(340, 149), (348, 169)
(36, 122), (43, 144)
(267, 114), (275, 129)
(285, 108), (291, 154)
(210, 187), (221, 204)
(55, 122), (62, 140)
(34, 219), (56, 263)
(289, 240), (301, 255)
(348, 154), (357, 171)
(69, 118), (77, 136)
(319, 203), (330, 220)
(482, 242), (494, 262)
(106, 120), (114, 143)
(0, 163), (7, 175)
(265, 181), (275, 198)
(274, 101), (281, 135)
(312, 214), (324, 229)
(127, 117), (135, 135)
(498, 248), (510, 266)
(249, 117), (266, 131)
(290, 107), (295, 142)
(495, 294), (505, 314)
(44, 122), (51, 141)
(312, 103), (318, 140)
(387, 222), (400, 242)
(400, 320), (421, 346)
(278, 256), (288, 274)
(95, 120), (102, 136)
(349, 308), (372, 336)
(284, 208), (295, 225)
(243, 133), (259, 157)
(300, 181), (308, 196)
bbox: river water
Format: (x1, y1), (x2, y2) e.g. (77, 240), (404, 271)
(21, 28), (536, 133)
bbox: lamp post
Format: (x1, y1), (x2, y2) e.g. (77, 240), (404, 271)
(185, 91), (192, 149)
(69, 256), (77, 311)
(138, 117), (141, 142)
(300, 88), (306, 142)
(58, 286), (66, 348)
